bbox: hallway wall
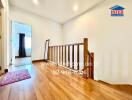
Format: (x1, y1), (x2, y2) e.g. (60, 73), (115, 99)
(62, 0), (132, 84)
(1, 0), (10, 69)
(10, 6), (63, 61)
(0, 10), (2, 67)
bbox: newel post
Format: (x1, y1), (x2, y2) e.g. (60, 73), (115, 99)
(90, 52), (94, 79)
(83, 38), (88, 79)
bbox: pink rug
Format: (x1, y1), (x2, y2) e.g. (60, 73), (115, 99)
(0, 69), (31, 86)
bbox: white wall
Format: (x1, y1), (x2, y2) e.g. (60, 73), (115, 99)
(1, 0), (10, 69)
(10, 6), (63, 61)
(62, 0), (132, 84)
(0, 10), (2, 67)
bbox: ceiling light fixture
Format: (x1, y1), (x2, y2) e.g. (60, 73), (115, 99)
(33, 0), (39, 5)
(73, 4), (79, 12)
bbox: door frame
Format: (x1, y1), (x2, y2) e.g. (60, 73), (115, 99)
(10, 20), (32, 65)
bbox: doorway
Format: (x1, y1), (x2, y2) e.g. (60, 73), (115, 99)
(11, 21), (32, 67)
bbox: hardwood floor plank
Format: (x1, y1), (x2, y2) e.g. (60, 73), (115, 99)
(8, 83), (20, 100)
(0, 85), (11, 100)
(0, 62), (132, 100)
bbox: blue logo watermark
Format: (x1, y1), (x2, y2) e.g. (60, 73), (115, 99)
(110, 5), (125, 16)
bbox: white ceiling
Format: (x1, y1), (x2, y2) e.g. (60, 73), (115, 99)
(9, 0), (103, 23)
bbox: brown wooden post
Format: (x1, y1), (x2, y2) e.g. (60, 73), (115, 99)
(77, 45), (80, 70)
(51, 47), (53, 61)
(89, 53), (94, 79)
(65, 46), (66, 66)
(83, 38), (88, 79)
(53, 46), (55, 62)
(52, 46), (53, 62)
(49, 47), (50, 61)
(56, 46), (58, 65)
(54, 46), (56, 63)
(68, 45), (70, 67)
(54, 46), (56, 62)
(55, 46), (57, 63)
(59, 46), (61, 64)
(53, 46), (54, 62)
(62, 46), (63, 65)
(72, 45), (74, 69)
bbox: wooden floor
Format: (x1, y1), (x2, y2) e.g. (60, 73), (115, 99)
(0, 62), (132, 100)
(98, 80), (132, 96)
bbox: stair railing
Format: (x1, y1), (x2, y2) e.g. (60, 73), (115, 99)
(47, 38), (94, 79)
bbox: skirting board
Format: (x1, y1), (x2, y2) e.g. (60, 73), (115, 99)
(32, 59), (45, 63)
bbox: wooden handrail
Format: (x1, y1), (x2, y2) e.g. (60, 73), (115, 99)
(49, 43), (83, 47)
(88, 50), (94, 58)
(47, 38), (94, 79)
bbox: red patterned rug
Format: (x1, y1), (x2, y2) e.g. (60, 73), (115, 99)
(0, 69), (31, 86)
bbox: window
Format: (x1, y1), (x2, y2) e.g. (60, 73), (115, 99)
(25, 37), (31, 49)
